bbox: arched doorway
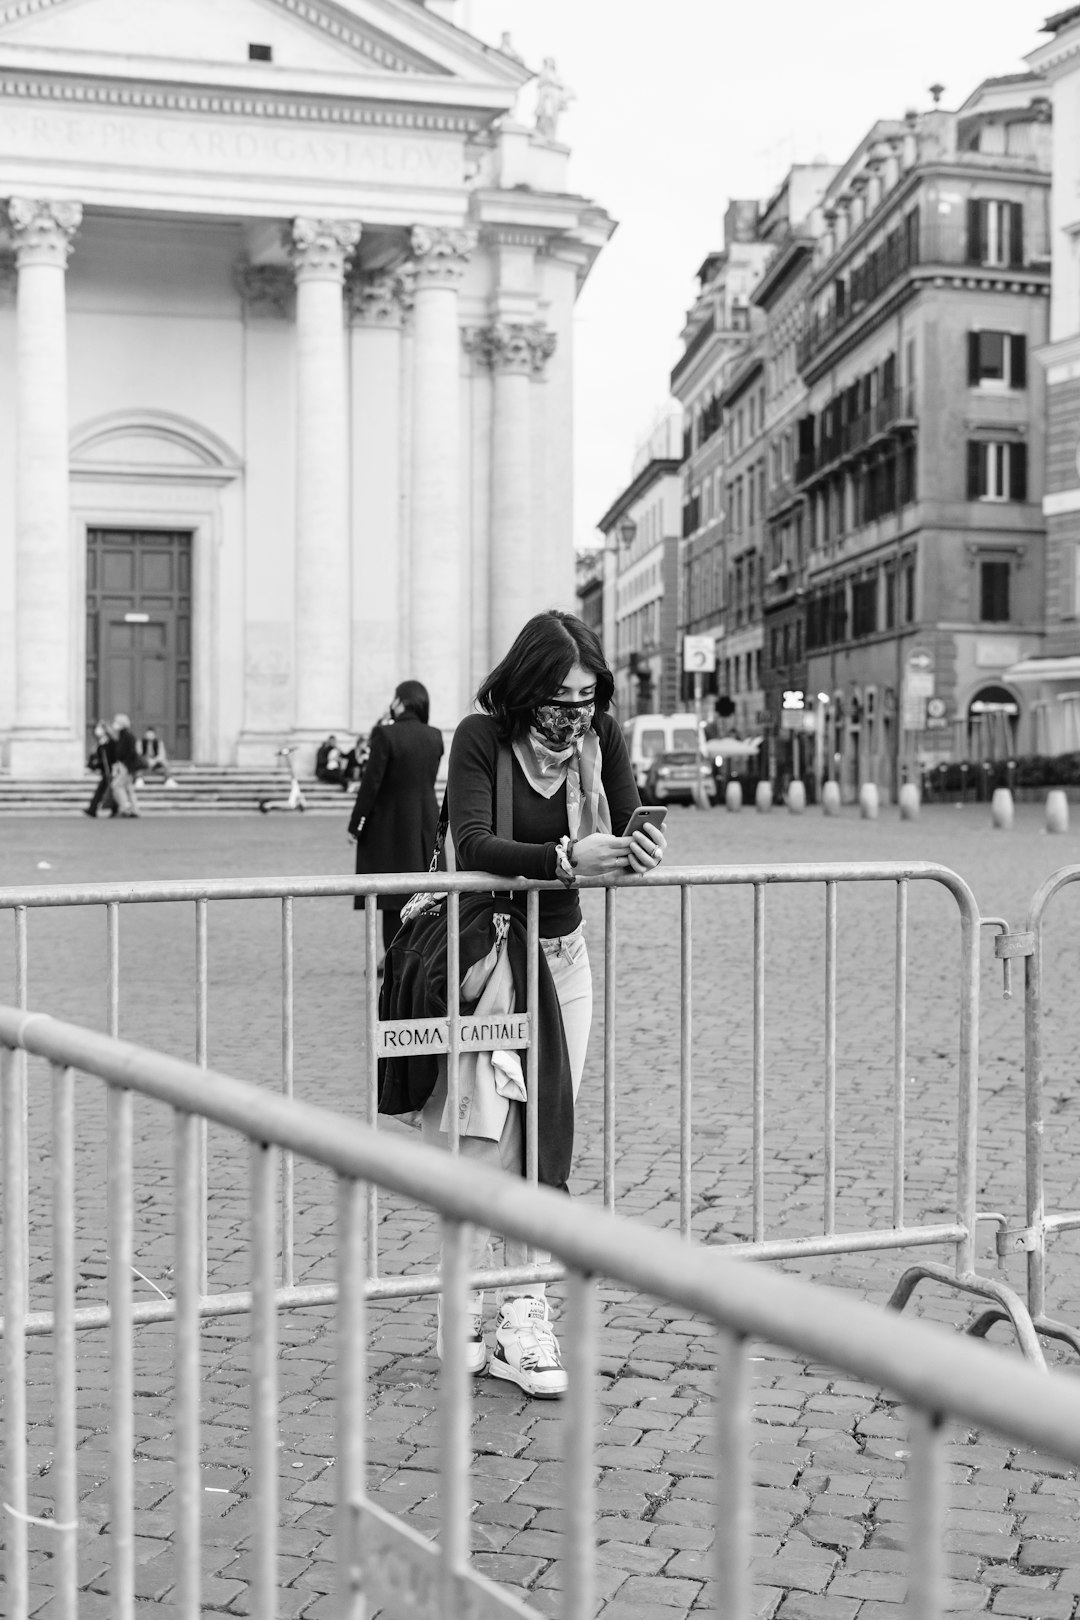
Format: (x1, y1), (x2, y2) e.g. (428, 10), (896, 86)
(967, 684), (1019, 760)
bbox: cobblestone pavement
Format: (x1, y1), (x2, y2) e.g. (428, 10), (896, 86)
(2, 803), (1080, 1616)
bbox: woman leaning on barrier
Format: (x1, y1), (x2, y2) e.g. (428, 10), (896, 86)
(422, 609), (667, 1397)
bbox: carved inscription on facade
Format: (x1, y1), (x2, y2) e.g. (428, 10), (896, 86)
(0, 105), (462, 185)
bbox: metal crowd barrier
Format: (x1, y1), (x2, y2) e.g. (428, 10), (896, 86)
(0, 862), (1039, 1355)
(2, 1007), (1080, 1620)
(974, 864), (1080, 1357)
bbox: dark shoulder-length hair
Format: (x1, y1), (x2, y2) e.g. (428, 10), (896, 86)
(476, 610), (614, 738)
(395, 679), (430, 725)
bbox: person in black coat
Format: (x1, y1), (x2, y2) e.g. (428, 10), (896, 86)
(347, 680), (443, 963)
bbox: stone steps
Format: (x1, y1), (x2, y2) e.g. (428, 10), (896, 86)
(0, 769), (356, 815)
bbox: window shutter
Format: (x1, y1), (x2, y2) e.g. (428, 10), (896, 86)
(1010, 441), (1028, 503)
(967, 440), (984, 500)
(1011, 334), (1027, 390)
(966, 198), (984, 265)
(968, 331), (981, 387)
(1009, 203), (1025, 269)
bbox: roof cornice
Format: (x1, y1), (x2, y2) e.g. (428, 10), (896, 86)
(597, 458), (681, 534)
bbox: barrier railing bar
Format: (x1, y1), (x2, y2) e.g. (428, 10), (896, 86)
(752, 883), (765, 1244)
(603, 887), (616, 1214)
(824, 881), (837, 1236)
(250, 1139), (279, 1620)
(174, 1108), (202, 1620)
(0, 858), (983, 907)
(439, 1217), (471, 1606)
(446, 892), (461, 1157)
(526, 888), (540, 1195)
(894, 880), (908, 1230)
(2, 1042), (30, 1618)
(364, 899), (380, 1280)
(908, 1409), (946, 1620)
(680, 886), (692, 1241)
(51, 1061), (78, 1620)
(106, 901), (119, 1039)
(4, 1009), (1080, 1461)
(107, 1082), (135, 1620)
(194, 899), (208, 1296)
(336, 1174), (366, 1620)
(281, 897), (295, 1290)
(563, 1269), (597, 1620)
(957, 905), (979, 1277)
(715, 1329), (751, 1619)
(14, 906), (30, 1310)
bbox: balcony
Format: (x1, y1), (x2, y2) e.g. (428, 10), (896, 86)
(797, 220), (1050, 370)
(795, 387), (917, 488)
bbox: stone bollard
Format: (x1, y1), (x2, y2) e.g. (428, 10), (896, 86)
(755, 780), (773, 813)
(725, 779), (742, 813)
(822, 780), (841, 816)
(1046, 788), (1069, 834)
(991, 787), (1014, 830)
(858, 782), (879, 820)
(786, 779), (806, 814)
(899, 782), (920, 822)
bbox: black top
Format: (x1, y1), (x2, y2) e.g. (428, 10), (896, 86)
(448, 710), (640, 936)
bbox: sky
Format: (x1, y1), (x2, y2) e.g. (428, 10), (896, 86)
(456, 0), (1054, 546)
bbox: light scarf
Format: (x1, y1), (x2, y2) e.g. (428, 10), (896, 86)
(511, 727), (612, 838)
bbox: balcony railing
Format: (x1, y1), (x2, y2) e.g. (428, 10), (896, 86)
(797, 220), (1050, 369)
(795, 387), (917, 487)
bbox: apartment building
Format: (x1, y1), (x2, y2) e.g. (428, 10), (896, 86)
(794, 81), (1051, 797)
(596, 409), (684, 717)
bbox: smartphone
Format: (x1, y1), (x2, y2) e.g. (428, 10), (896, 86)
(623, 805), (668, 840)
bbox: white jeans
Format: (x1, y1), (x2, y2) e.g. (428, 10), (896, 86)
(421, 923), (592, 1306)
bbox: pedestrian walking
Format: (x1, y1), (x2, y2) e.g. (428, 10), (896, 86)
(110, 713), (144, 817)
(419, 609), (666, 1395)
(348, 681), (443, 967)
(84, 721), (116, 818)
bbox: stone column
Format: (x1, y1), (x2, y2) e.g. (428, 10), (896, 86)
(290, 217), (360, 739)
(408, 225), (475, 722)
(347, 269), (404, 729)
(465, 321), (557, 662)
(7, 198), (82, 779)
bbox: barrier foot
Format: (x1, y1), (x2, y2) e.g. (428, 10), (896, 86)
(969, 1306), (1080, 1362)
(886, 1260), (1047, 1370)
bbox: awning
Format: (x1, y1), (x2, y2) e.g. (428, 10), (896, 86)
(1002, 656), (1080, 683)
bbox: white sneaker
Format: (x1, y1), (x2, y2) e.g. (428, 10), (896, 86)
(489, 1296), (567, 1399)
(435, 1297), (488, 1375)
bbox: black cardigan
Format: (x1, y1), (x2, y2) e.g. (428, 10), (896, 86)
(448, 710), (640, 936)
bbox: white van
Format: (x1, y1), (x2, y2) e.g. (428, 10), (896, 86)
(622, 712), (706, 791)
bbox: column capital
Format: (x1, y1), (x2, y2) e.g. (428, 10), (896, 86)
(7, 198), (82, 268)
(291, 218), (361, 282)
(235, 262), (295, 319)
(464, 321), (557, 376)
(409, 225), (477, 288)
(347, 267), (405, 328)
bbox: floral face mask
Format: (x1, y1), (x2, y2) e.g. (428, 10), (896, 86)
(531, 699), (595, 750)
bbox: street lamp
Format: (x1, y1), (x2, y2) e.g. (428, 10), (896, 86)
(617, 517), (637, 548)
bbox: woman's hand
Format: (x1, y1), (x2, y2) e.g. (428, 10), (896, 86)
(626, 820), (667, 876)
(570, 832), (633, 876)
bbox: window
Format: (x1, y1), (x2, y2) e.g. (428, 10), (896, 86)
(851, 574), (878, 639)
(884, 566), (896, 629)
(903, 560), (916, 624)
(967, 198), (1024, 269)
(980, 559), (1011, 622)
(249, 41), (273, 60)
(968, 331), (1027, 390)
(967, 440), (1028, 503)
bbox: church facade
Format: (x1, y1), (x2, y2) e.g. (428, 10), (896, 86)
(0, 0), (612, 775)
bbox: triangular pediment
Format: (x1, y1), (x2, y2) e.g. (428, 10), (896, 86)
(0, 0), (528, 85)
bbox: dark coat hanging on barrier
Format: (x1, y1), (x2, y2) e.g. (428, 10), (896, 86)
(347, 712), (444, 912)
(377, 895), (575, 1194)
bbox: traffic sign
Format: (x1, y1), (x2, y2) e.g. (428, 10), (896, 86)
(683, 634), (717, 673)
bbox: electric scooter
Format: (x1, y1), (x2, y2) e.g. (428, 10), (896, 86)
(258, 747), (308, 813)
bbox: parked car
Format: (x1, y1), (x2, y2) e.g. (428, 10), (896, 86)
(644, 749), (716, 805)
(622, 713), (706, 790)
